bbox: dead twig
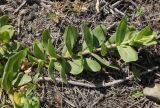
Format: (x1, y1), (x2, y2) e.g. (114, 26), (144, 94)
(111, 0), (123, 8)
(13, 0), (27, 14)
(96, 0), (100, 13)
(110, 0), (125, 16)
(92, 94), (104, 107)
(17, 9), (28, 35)
(38, 66), (159, 88)
(128, 97), (146, 108)
(113, 8), (125, 16)
(129, 0), (138, 8)
(63, 98), (76, 108)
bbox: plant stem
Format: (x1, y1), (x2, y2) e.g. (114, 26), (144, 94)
(44, 44), (117, 71)
(38, 66), (159, 88)
(61, 44), (117, 59)
(29, 43), (117, 70)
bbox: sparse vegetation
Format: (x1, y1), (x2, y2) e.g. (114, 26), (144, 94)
(0, 15), (157, 107)
(0, 0), (160, 108)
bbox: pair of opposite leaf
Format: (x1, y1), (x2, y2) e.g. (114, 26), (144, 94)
(107, 17), (157, 62)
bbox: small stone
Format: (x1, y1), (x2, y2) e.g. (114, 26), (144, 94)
(143, 83), (160, 104)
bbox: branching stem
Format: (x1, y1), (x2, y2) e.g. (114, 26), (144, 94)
(61, 44), (117, 59)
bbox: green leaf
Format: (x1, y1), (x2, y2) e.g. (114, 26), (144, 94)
(7, 42), (21, 52)
(91, 53), (119, 70)
(28, 55), (39, 64)
(26, 97), (41, 108)
(93, 36), (100, 48)
(84, 58), (101, 72)
(69, 59), (84, 75)
(116, 17), (127, 45)
(21, 94), (41, 108)
(59, 59), (68, 83)
(33, 61), (43, 83)
(134, 26), (152, 40)
(42, 29), (51, 49)
(92, 25), (107, 45)
(0, 63), (3, 73)
(0, 15), (9, 27)
(117, 45), (138, 62)
(143, 38), (157, 46)
(42, 29), (58, 58)
(33, 42), (45, 60)
(105, 33), (116, 45)
(83, 24), (93, 52)
(1, 49), (27, 92)
(13, 92), (25, 107)
(122, 31), (137, 44)
(0, 77), (2, 86)
(62, 45), (67, 55)
(54, 62), (61, 72)
(0, 31), (10, 43)
(48, 59), (55, 82)
(12, 73), (32, 87)
(47, 39), (57, 58)
(0, 78), (2, 88)
(0, 47), (5, 58)
(131, 90), (143, 99)
(62, 45), (71, 57)
(0, 25), (14, 38)
(137, 36), (155, 45)
(82, 41), (89, 52)
(26, 83), (36, 96)
(121, 26), (137, 44)
(101, 43), (108, 56)
(131, 32), (157, 47)
(64, 25), (77, 55)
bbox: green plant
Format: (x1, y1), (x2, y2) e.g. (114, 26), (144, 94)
(0, 15), (14, 83)
(0, 16), (40, 108)
(131, 89), (143, 99)
(0, 16), (157, 108)
(0, 15), (14, 58)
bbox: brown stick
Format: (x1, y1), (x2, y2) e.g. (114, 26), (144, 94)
(13, 0), (27, 14)
(38, 66), (159, 88)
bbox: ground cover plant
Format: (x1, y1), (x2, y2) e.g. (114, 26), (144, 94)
(0, 13), (158, 108)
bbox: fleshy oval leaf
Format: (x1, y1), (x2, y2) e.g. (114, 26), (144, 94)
(117, 45), (138, 62)
(83, 24), (93, 52)
(42, 29), (51, 49)
(47, 39), (57, 58)
(69, 59), (83, 75)
(116, 17), (127, 45)
(101, 43), (108, 56)
(2, 49), (27, 92)
(0, 15), (9, 27)
(64, 25), (77, 55)
(33, 42), (45, 60)
(92, 25), (107, 45)
(84, 58), (101, 72)
(48, 59), (55, 82)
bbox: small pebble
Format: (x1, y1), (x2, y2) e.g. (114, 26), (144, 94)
(143, 83), (160, 104)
